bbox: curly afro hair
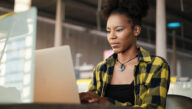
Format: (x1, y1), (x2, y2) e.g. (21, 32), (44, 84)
(102, 0), (149, 26)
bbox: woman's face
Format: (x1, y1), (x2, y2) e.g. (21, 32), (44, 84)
(106, 13), (140, 54)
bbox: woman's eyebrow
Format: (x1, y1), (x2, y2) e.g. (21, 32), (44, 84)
(106, 25), (123, 30)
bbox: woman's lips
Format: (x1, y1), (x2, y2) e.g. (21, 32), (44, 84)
(111, 43), (119, 48)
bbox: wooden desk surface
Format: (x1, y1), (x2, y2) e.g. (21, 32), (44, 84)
(0, 103), (143, 109)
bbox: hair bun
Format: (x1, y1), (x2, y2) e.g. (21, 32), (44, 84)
(102, 0), (149, 19)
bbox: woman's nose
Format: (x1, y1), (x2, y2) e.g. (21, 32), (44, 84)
(109, 31), (117, 39)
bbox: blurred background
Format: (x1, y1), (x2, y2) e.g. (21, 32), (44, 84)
(0, 0), (191, 102)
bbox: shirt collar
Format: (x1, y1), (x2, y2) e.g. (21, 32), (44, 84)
(105, 47), (152, 65)
(105, 53), (117, 66)
(137, 47), (152, 63)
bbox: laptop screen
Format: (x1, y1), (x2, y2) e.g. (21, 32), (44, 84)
(34, 45), (80, 104)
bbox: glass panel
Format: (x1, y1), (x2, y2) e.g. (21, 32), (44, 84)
(0, 7), (37, 103)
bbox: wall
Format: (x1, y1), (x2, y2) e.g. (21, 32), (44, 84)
(35, 19), (192, 78)
(0, 9), (191, 79)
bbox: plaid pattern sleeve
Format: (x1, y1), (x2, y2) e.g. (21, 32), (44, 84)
(137, 61), (170, 109)
(88, 47), (170, 109)
(88, 61), (106, 96)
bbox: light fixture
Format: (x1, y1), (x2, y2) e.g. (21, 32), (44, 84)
(167, 22), (181, 28)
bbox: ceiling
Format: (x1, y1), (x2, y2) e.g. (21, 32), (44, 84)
(0, 0), (192, 51)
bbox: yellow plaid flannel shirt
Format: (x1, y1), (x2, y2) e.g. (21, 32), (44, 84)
(88, 47), (170, 109)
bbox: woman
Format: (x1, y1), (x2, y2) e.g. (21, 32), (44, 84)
(80, 0), (170, 109)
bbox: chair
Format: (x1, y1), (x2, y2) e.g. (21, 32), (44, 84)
(166, 94), (192, 109)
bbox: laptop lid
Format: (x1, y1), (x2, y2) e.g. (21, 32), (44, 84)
(34, 45), (80, 104)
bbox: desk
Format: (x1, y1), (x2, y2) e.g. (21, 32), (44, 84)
(0, 104), (143, 109)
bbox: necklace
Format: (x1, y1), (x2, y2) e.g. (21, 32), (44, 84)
(117, 55), (138, 72)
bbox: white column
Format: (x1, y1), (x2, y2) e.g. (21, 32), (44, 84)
(14, 0), (31, 12)
(54, 0), (64, 47)
(96, 0), (102, 31)
(177, 60), (181, 79)
(156, 0), (167, 59)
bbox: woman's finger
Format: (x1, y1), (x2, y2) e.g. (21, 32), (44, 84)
(88, 98), (99, 103)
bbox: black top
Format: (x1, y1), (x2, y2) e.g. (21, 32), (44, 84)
(105, 81), (135, 105)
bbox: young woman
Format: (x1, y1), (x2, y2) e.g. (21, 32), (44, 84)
(80, 0), (170, 109)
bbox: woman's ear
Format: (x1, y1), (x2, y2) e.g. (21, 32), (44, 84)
(133, 25), (141, 37)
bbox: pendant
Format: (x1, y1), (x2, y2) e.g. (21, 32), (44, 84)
(119, 64), (125, 72)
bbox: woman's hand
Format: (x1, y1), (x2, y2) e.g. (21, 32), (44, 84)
(79, 92), (98, 103)
(79, 92), (110, 105)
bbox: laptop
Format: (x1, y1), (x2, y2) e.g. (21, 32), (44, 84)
(34, 45), (80, 104)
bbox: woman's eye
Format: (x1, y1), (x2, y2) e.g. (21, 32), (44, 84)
(116, 29), (123, 32)
(106, 30), (110, 34)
